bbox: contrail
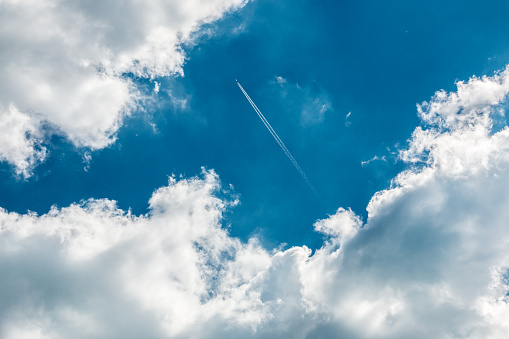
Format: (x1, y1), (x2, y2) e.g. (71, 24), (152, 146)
(236, 79), (321, 200)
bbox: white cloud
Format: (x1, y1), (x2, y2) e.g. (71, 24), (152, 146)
(275, 76), (287, 85)
(361, 154), (387, 167)
(314, 207), (360, 240)
(345, 111), (352, 126)
(0, 0), (248, 176)
(3, 67), (509, 337)
(0, 105), (46, 177)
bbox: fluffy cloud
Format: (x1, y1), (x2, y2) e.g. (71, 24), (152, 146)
(0, 0), (248, 177)
(2, 67), (509, 338)
(0, 105), (47, 177)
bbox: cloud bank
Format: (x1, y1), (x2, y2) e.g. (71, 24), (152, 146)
(0, 0), (247, 177)
(2, 67), (509, 338)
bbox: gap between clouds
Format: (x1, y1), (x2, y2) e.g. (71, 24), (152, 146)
(269, 76), (333, 126)
(0, 0), (249, 178)
(2, 67), (509, 338)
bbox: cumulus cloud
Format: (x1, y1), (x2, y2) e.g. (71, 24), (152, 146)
(3, 67), (509, 337)
(0, 0), (248, 176)
(0, 105), (47, 177)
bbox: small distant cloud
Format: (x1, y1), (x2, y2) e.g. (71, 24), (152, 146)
(231, 22), (247, 35)
(361, 155), (387, 166)
(82, 152), (92, 172)
(166, 90), (189, 110)
(270, 76), (333, 126)
(275, 76), (287, 86)
(163, 80), (191, 111)
(153, 81), (160, 94)
(301, 95), (331, 125)
(345, 112), (352, 126)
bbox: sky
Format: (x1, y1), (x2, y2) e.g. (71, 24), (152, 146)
(1, 0), (509, 338)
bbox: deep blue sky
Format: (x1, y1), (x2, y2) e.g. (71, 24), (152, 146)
(1, 0), (509, 249)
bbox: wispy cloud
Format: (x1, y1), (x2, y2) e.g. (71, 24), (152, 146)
(269, 76), (333, 126)
(361, 154), (387, 166)
(345, 111), (352, 126)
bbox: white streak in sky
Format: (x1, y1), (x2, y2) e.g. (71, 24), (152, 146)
(236, 80), (321, 200)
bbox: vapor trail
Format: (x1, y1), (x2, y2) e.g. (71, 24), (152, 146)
(236, 80), (321, 200)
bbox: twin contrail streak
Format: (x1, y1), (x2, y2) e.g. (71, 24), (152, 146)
(236, 80), (321, 200)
